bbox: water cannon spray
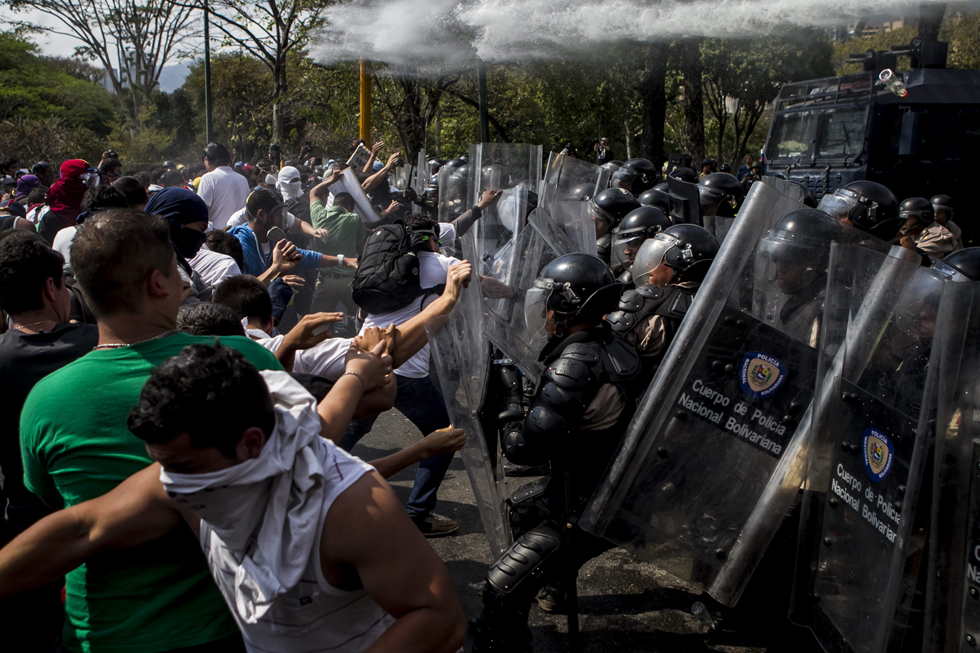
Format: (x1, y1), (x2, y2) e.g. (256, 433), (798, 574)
(879, 69), (908, 98)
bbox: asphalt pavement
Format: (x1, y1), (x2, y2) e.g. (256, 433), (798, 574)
(351, 409), (824, 653)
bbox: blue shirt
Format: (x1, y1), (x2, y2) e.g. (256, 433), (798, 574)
(228, 223), (322, 277)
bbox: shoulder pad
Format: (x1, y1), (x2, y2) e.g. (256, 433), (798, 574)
(618, 286), (663, 312)
(546, 357), (596, 390)
(606, 285), (673, 337)
(660, 287), (696, 323)
(597, 332), (642, 384)
(557, 342), (601, 366)
(596, 235), (612, 262)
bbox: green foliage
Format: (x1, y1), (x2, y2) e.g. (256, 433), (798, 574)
(0, 116), (107, 164)
(107, 105), (174, 163)
(941, 5), (980, 70)
(0, 31), (117, 136)
(833, 25), (920, 74)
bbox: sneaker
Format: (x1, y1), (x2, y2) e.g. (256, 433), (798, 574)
(415, 512), (458, 537)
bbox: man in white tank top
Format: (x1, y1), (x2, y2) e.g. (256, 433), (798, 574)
(0, 343), (465, 653)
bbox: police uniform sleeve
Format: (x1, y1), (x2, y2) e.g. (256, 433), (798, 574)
(916, 224), (956, 262)
(501, 344), (601, 466)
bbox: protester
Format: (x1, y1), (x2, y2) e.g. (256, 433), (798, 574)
(0, 344), (466, 653)
(37, 160), (99, 245)
(198, 142), (250, 230)
(309, 170), (366, 318)
(15, 209), (289, 651)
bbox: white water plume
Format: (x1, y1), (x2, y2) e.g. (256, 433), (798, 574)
(313, 0), (947, 71)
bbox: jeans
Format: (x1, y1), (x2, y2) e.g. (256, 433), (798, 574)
(339, 374), (452, 520)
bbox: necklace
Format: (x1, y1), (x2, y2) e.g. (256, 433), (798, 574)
(14, 319), (56, 331)
(93, 330), (177, 350)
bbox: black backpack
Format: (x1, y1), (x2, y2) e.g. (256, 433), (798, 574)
(352, 223), (423, 314)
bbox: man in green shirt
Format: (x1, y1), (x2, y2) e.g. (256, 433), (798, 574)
(20, 209), (281, 653)
(309, 171), (368, 320)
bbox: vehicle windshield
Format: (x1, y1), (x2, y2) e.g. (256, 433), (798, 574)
(815, 107), (867, 158)
(766, 107), (868, 162)
(766, 111), (813, 160)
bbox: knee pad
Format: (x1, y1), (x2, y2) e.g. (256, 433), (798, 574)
(486, 523), (562, 597)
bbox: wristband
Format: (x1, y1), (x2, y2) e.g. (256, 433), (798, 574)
(337, 254), (345, 266)
(343, 371), (366, 391)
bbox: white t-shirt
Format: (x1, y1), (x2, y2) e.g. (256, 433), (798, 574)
(51, 225), (78, 270)
(247, 328), (352, 381)
(189, 245), (241, 288)
(361, 251), (460, 379)
(201, 441), (395, 652)
(197, 166), (250, 230)
(26, 204), (48, 225)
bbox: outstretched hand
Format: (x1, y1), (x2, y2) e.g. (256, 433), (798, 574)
(344, 340), (394, 391)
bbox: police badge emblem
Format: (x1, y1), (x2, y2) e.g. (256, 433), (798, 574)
(863, 427), (894, 482)
(739, 351), (788, 399)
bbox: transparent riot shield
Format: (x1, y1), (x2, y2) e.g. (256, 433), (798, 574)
(392, 164), (412, 191)
(791, 250), (960, 653)
(412, 150), (428, 193)
(922, 281), (980, 653)
(426, 279), (514, 559)
(336, 167), (381, 224)
(438, 164), (471, 224)
(580, 179), (842, 606)
(667, 176), (701, 226)
(477, 220), (565, 383)
(530, 202), (597, 258)
(540, 152), (607, 210)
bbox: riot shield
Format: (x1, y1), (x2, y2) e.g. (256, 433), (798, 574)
(922, 280), (980, 653)
(426, 277), (514, 559)
(392, 164), (412, 191)
(477, 219), (564, 383)
(540, 152), (607, 210)
(438, 164), (471, 224)
(580, 179), (862, 606)
(412, 150), (428, 193)
(336, 168), (381, 224)
(667, 175), (701, 226)
(791, 249), (961, 653)
(530, 201), (598, 258)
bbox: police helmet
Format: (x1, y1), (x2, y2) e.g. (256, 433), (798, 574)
(613, 207), (671, 244)
(760, 209), (845, 292)
(638, 188), (671, 213)
(699, 172), (745, 215)
(568, 182), (597, 202)
(622, 158), (661, 194)
(817, 180), (900, 237)
(632, 224), (719, 286)
(589, 187), (641, 227)
(934, 247), (980, 282)
(931, 194), (954, 220)
(481, 164), (508, 190)
(899, 197), (935, 225)
(530, 253), (623, 325)
(669, 167), (699, 184)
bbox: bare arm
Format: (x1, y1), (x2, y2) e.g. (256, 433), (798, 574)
(362, 153), (400, 193)
(318, 341), (393, 443)
(369, 427), (465, 479)
(321, 472), (465, 653)
(0, 465), (190, 599)
(355, 261), (472, 369)
(310, 170), (343, 205)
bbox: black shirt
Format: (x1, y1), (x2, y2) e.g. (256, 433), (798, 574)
(0, 323), (99, 502)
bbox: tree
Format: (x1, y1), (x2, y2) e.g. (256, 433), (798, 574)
(6, 0), (197, 128)
(207, 0), (332, 143)
(701, 28), (834, 167)
(0, 31), (116, 135)
(641, 42), (670, 167)
(677, 38), (706, 166)
(373, 71), (461, 158)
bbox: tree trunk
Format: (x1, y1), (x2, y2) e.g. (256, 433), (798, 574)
(624, 118), (632, 159)
(272, 61), (287, 144)
(640, 41), (669, 167)
(679, 38), (706, 166)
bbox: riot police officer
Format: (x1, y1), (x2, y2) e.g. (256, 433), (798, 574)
(606, 224), (719, 385)
(930, 194), (963, 250)
(816, 180), (902, 239)
(610, 206), (672, 282)
(699, 172), (745, 219)
(897, 196), (956, 262)
(638, 187), (671, 214)
(756, 209), (846, 345)
(621, 158), (661, 195)
(469, 253), (641, 653)
(589, 187), (640, 265)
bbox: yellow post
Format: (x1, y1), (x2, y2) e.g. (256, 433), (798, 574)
(359, 60), (372, 142)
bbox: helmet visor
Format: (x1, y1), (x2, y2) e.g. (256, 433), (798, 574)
(523, 282), (552, 345)
(631, 233), (680, 286)
(817, 193), (860, 221)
